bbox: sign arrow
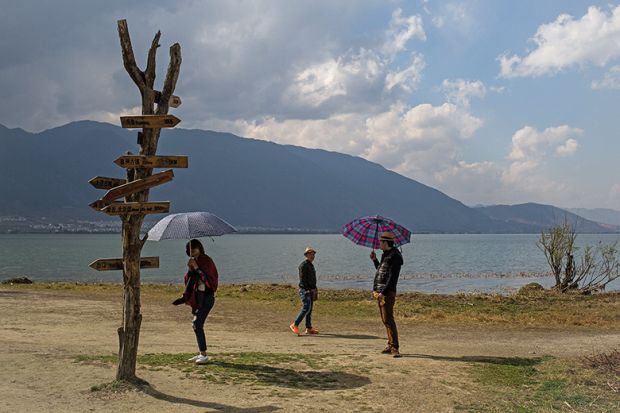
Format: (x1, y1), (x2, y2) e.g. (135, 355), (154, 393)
(89, 257), (160, 271)
(89, 199), (122, 211)
(120, 115), (181, 129)
(89, 176), (127, 190)
(102, 201), (170, 216)
(102, 170), (174, 201)
(113, 155), (188, 169)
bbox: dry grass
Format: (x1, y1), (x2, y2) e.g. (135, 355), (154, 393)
(583, 349), (620, 374)
(5, 281), (620, 329)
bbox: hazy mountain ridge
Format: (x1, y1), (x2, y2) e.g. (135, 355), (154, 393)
(0, 121), (616, 233)
(474, 203), (618, 233)
(566, 208), (620, 227)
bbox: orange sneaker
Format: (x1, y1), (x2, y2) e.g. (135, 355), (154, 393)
(305, 327), (319, 335)
(289, 323), (300, 335)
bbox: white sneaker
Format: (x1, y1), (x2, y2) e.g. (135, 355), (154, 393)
(187, 354), (201, 362)
(195, 355), (209, 365)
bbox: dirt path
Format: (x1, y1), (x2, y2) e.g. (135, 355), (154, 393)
(1, 287), (618, 412)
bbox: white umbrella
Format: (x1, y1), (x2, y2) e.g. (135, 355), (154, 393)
(147, 211), (237, 241)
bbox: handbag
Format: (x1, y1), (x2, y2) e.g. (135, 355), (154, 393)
(310, 288), (318, 301)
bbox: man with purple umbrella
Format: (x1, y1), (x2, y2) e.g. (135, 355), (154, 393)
(370, 231), (403, 358)
(342, 215), (410, 358)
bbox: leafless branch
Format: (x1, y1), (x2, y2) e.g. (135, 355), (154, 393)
(145, 31), (161, 88)
(117, 20), (146, 91)
(156, 43), (182, 115)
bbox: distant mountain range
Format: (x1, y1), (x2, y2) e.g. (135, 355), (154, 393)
(566, 208), (620, 227)
(0, 121), (617, 233)
(474, 203), (618, 233)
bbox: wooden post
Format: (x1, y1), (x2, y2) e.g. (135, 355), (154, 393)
(114, 19), (181, 383)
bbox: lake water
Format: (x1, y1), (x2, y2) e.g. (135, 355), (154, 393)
(1, 233), (619, 294)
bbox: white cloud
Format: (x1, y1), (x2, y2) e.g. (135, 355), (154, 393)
(384, 53), (425, 92)
(555, 138), (578, 157)
(382, 8), (426, 56)
(440, 79), (487, 108)
(430, 2), (476, 35)
(215, 112), (368, 155)
(222, 102), (483, 189)
(499, 5), (620, 78)
(432, 16), (444, 28)
(284, 9), (426, 114)
(287, 59), (348, 107)
(507, 125), (583, 161)
(364, 103), (482, 175)
(591, 65), (620, 89)
(501, 125), (583, 199)
(83, 106), (142, 125)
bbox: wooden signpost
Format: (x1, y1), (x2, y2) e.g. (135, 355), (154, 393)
(89, 176), (127, 190)
(102, 169), (174, 201)
(102, 201), (170, 216)
(120, 114), (181, 129)
(89, 199), (122, 211)
(90, 257), (160, 271)
(114, 155), (188, 169)
(85, 19), (184, 383)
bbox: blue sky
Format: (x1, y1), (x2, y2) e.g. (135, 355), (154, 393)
(0, 1), (619, 209)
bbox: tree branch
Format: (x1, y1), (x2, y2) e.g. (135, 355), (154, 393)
(145, 31), (161, 88)
(117, 19), (146, 91)
(156, 43), (182, 115)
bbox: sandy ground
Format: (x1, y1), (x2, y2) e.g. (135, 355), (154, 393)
(1, 287), (618, 413)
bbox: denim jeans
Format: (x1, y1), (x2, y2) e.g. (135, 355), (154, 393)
(192, 293), (215, 352)
(294, 288), (313, 328)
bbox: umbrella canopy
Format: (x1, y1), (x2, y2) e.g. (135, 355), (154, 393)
(147, 211), (237, 241)
(342, 215), (411, 249)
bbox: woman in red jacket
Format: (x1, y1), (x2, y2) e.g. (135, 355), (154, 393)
(173, 239), (218, 365)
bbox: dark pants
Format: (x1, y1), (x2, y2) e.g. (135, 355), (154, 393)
(378, 290), (399, 349)
(192, 293), (215, 352)
(294, 288), (313, 328)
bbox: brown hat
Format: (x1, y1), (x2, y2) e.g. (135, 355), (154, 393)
(379, 231), (395, 241)
(304, 247), (316, 255)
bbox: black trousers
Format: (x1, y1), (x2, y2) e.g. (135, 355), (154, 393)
(192, 293), (215, 352)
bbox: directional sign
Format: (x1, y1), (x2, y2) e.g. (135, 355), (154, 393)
(89, 256), (160, 271)
(102, 170), (174, 201)
(120, 115), (181, 129)
(169, 96), (182, 108)
(89, 176), (127, 190)
(89, 199), (122, 211)
(154, 91), (182, 108)
(102, 201), (170, 216)
(114, 155), (188, 169)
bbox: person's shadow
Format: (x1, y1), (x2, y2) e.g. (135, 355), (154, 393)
(136, 359), (371, 410)
(398, 353), (541, 366)
(140, 384), (280, 412)
(210, 360), (370, 390)
(305, 333), (381, 340)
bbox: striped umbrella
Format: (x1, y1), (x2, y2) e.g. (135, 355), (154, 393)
(342, 215), (411, 249)
(147, 211), (237, 241)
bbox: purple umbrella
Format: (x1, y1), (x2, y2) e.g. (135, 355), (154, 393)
(342, 215), (412, 249)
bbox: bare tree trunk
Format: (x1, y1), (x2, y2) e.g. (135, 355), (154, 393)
(115, 19), (181, 382)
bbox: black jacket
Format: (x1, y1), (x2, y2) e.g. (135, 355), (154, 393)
(298, 260), (317, 290)
(373, 248), (403, 293)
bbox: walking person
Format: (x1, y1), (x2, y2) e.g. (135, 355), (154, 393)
(290, 247), (319, 335)
(172, 239), (218, 364)
(370, 232), (403, 357)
